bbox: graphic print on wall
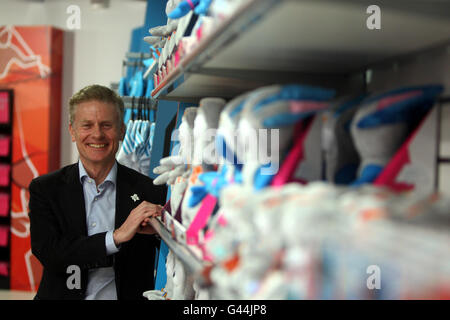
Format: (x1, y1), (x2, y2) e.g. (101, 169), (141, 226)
(0, 25), (62, 292)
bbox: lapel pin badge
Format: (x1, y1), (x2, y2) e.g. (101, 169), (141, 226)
(131, 194), (140, 202)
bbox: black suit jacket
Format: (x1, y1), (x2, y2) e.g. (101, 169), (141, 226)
(28, 162), (167, 300)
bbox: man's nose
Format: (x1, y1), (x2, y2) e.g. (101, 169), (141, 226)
(91, 124), (105, 138)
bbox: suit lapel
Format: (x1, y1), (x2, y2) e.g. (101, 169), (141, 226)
(62, 163), (88, 235)
(115, 163), (136, 230)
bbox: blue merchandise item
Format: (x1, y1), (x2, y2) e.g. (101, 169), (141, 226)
(233, 167), (243, 184)
(357, 85), (443, 129)
(240, 84), (335, 190)
(263, 110), (317, 128)
(215, 92), (254, 184)
(195, 0), (212, 15)
(129, 70), (145, 97)
(128, 73), (138, 97)
(138, 121), (149, 156)
(215, 134), (241, 168)
(143, 58), (154, 68)
(188, 166), (230, 207)
(333, 94), (366, 118)
(350, 84), (443, 185)
(168, 0), (213, 18)
(123, 108), (132, 125)
(168, 0), (200, 19)
(133, 120), (144, 152)
(351, 165), (383, 187)
(188, 185), (208, 208)
(146, 122), (156, 156)
(136, 71), (144, 97)
(123, 120), (139, 155)
(251, 84), (335, 112)
(334, 163), (359, 185)
(118, 77), (128, 96)
(253, 163), (277, 191)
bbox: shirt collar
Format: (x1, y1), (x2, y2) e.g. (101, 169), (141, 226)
(78, 160), (118, 186)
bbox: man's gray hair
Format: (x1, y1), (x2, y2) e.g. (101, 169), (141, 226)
(69, 84), (124, 126)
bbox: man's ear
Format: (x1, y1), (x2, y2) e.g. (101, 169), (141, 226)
(119, 122), (126, 141)
(68, 123), (76, 142)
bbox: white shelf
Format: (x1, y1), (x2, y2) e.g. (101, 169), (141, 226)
(149, 215), (207, 274)
(143, 59), (158, 79)
(163, 72), (267, 100)
(203, 0), (450, 73)
(151, 0), (450, 100)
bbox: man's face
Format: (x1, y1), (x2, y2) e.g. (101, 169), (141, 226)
(69, 100), (124, 168)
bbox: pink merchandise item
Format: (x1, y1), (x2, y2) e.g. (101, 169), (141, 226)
(0, 91), (10, 124)
(374, 107), (435, 194)
(271, 120), (311, 187)
(0, 192), (9, 217)
(0, 225), (9, 247)
(0, 164), (10, 186)
(0, 261), (8, 277)
(186, 193), (217, 245)
(0, 135), (10, 157)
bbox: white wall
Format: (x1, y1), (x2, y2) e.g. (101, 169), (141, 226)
(440, 103), (450, 196)
(0, 0), (148, 166)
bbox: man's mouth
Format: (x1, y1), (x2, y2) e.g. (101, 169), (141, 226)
(88, 143), (107, 149)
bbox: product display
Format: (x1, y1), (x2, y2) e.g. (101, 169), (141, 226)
(0, 89), (13, 289)
(321, 95), (366, 184)
(204, 183), (450, 299)
(350, 85), (443, 186)
(0, 92), (10, 124)
(0, 226), (8, 247)
(151, 107), (198, 300)
(150, 80), (447, 300)
(0, 262), (7, 277)
(0, 193), (9, 217)
(117, 99), (156, 176)
(0, 135), (10, 157)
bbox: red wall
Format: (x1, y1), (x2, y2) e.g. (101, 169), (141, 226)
(0, 25), (63, 291)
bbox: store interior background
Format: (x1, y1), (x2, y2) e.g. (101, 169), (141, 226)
(1, 0), (150, 168)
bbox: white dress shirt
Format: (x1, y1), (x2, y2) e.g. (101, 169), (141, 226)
(79, 160), (120, 300)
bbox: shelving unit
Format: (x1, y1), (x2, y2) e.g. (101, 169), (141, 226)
(145, 0), (450, 293)
(150, 0), (450, 101)
(149, 215), (206, 274)
(0, 90), (13, 289)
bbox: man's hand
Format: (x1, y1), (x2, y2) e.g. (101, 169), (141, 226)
(113, 202), (163, 246)
(137, 217), (158, 235)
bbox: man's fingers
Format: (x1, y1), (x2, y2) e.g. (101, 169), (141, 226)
(154, 205), (163, 216)
(131, 202), (164, 227)
(137, 224), (157, 235)
(141, 217), (151, 226)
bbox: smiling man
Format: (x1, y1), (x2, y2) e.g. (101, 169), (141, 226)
(28, 84), (167, 300)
